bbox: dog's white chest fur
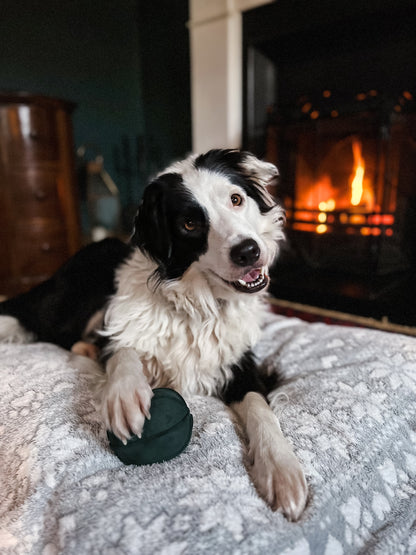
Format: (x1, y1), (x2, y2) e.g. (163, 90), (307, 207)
(104, 251), (266, 396)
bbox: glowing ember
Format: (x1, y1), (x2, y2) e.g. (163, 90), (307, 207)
(326, 199), (336, 211)
(319, 199), (336, 211)
(350, 139), (365, 206)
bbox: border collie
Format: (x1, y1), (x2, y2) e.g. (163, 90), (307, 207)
(0, 149), (307, 520)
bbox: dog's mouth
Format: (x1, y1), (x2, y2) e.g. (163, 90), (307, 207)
(226, 266), (269, 294)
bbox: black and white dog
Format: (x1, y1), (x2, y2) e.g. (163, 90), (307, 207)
(0, 149), (307, 520)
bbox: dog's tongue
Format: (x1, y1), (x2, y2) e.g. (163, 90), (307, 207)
(242, 268), (261, 283)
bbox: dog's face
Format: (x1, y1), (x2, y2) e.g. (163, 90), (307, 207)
(132, 149), (285, 294)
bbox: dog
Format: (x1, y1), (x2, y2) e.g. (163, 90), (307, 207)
(0, 149), (307, 520)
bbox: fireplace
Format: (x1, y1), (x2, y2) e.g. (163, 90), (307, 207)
(243, 0), (416, 326)
(267, 107), (415, 276)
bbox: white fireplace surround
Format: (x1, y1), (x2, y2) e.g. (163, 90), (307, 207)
(189, 0), (273, 153)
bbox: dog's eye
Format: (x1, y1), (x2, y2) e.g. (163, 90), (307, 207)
(231, 193), (243, 207)
(184, 219), (196, 232)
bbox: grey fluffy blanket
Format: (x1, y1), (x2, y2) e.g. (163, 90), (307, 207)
(1, 314), (416, 554)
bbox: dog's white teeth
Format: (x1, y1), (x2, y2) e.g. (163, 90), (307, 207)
(235, 267), (268, 290)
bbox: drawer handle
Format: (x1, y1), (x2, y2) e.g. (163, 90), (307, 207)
(34, 189), (47, 201)
(41, 242), (51, 252)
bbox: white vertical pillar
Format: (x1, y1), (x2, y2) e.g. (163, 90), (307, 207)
(189, 0), (273, 152)
(189, 0), (241, 152)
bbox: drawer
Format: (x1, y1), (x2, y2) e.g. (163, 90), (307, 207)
(9, 169), (64, 221)
(13, 221), (69, 277)
(0, 104), (59, 165)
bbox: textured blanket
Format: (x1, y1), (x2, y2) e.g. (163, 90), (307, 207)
(1, 314), (416, 554)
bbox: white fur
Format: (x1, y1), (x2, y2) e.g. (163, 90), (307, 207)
(232, 392), (308, 521)
(102, 348), (154, 444)
(102, 159), (283, 397)
(102, 251), (267, 396)
(99, 153), (307, 519)
(186, 168), (284, 283)
(0, 316), (35, 344)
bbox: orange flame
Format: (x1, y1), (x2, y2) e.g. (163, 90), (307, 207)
(350, 139), (365, 206)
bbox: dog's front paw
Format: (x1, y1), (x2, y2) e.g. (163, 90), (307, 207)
(251, 445), (308, 521)
(102, 374), (153, 444)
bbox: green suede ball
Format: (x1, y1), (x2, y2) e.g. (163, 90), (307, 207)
(107, 388), (193, 465)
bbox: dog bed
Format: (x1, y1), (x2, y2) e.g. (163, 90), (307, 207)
(1, 313), (415, 554)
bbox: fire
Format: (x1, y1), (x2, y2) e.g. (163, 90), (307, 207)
(350, 139), (365, 206)
(293, 133), (381, 238)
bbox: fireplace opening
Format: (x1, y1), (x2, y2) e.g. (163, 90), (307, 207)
(243, 0), (416, 326)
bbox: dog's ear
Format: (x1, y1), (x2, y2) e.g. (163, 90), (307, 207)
(131, 176), (173, 268)
(236, 151), (279, 213)
(239, 151), (279, 190)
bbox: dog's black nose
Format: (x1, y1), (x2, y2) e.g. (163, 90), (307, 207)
(230, 238), (260, 267)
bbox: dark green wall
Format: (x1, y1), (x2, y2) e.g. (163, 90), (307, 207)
(0, 0), (191, 216)
(137, 0), (192, 174)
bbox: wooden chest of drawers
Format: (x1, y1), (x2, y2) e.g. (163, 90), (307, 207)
(0, 93), (81, 296)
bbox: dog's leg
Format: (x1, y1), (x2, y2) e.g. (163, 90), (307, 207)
(101, 347), (154, 444)
(231, 391), (308, 521)
(71, 341), (100, 360)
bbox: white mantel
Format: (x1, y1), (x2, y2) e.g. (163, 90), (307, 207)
(189, 0), (273, 152)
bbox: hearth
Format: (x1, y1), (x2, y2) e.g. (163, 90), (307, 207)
(243, 0), (416, 326)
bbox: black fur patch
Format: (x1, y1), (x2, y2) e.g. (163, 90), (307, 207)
(219, 350), (280, 405)
(194, 149), (274, 214)
(131, 173), (209, 281)
(0, 238), (131, 349)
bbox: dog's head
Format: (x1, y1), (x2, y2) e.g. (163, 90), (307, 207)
(132, 149), (285, 294)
